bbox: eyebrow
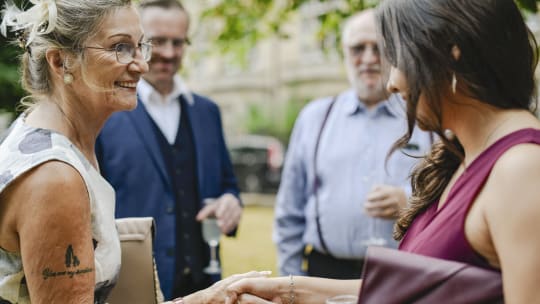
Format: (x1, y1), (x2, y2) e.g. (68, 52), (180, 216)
(107, 33), (146, 42)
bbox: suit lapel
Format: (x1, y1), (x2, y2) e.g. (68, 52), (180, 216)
(127, 99), (172, 190)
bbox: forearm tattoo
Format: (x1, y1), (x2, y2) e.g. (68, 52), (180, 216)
(42, 244), (94, 280)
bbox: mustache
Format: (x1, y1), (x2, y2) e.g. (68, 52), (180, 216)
(149, 56), (177, 64)
(358, 65), (381, 74)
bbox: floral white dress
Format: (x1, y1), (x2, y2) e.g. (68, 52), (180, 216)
(0, 115), (121, 304)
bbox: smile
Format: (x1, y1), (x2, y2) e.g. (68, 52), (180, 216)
(115, 81), (138, 88)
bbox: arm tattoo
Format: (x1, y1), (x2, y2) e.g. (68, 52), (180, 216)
(42, 244), (93, 280)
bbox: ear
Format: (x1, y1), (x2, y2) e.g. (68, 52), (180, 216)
(451, 45), (461, 61)
(45, 49), (65, 81)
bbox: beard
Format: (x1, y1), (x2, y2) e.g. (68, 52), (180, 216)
(346, 65), (387, 104)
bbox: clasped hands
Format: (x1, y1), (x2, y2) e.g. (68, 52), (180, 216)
(224, 274), (284, 304)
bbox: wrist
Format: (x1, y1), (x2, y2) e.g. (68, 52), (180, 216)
(282, 274), (296, 304)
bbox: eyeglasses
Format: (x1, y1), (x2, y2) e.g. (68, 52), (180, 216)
(151, 37), (190, 50)
(83, 42), (153, 64)
(348, 43), (379, 58)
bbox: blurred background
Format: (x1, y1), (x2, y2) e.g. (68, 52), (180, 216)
(1, 0), (540, 277)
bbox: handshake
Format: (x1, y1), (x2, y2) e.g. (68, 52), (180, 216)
(163, 271), (285, 304)
(163, 271), (360, 304)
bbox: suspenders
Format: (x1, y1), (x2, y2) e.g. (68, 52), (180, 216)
(312, 96), (337, 256)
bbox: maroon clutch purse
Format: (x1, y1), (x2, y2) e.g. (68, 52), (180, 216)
(358, 247), (503, 304)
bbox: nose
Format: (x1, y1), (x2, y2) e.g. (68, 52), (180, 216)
(386, 67), (400, 94)
(361, 45), (379, 64)
(129, 55), (149, 74)
(156, 42), (177, 59)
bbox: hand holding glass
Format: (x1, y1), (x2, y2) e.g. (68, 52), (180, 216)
(361, 174), (388, 247)
(202, 198), (222, 274)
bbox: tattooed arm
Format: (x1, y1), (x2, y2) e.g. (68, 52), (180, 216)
(2, 161), (95, 303)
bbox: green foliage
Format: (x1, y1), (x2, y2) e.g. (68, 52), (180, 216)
(0, 0), (26, 113)
(518, 0), (539, 12)
(201, 0), (540, 62)
(0, 38), (24, 113)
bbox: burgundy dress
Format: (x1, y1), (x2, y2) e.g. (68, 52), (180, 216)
(399, 128), (540, 269)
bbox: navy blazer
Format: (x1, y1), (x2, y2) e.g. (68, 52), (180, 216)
(96, 93), (240, 299)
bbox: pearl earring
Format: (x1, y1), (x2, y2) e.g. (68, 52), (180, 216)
(63, 58), (73, 85)
(63, 73), (73, 84)
(444, 129), (455, 139)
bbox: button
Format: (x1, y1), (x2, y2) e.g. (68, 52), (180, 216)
(166, 248), (174, 257)
(166, 205), (174, 214)
(175, 168), (182, 175)
(182, 212), (189, 219)
(183, 233), (190, 240)
(183, 267), (191, 275)
(185, 256), (191, 262)
(177, 190), (185, 197)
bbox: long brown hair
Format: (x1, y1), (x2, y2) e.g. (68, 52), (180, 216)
(376, 0), (538, 240)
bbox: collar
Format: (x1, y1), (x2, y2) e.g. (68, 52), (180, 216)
(137, 74), (194, 106)
(341, 89), (400, 118)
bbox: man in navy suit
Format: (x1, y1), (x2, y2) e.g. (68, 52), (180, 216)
(95, 0), (242, 300)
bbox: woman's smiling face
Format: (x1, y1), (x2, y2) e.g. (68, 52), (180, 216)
(73, 5), (148, 113)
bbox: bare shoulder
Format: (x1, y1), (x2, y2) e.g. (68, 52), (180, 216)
(480, 142), (540, 302)
(486, 143), (540, 206)
(490, 143), (540, 188)
(8, 160), (90, 231)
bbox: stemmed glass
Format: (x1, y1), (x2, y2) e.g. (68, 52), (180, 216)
(201, 198), (222, 274)
(361, 172), (388, 247)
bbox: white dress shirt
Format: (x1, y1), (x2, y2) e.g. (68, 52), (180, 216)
(137, 75), (194, 144)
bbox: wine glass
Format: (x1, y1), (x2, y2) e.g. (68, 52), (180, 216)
(201, 198), (222, 274)
(361, 172), (388, 247)
(326, 295), (358, 304)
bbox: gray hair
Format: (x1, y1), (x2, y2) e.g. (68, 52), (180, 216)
(139, 0), (185, 11)
(1, 0), (132, 98)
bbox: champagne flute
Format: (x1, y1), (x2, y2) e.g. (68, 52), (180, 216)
(361, 172), (388, 247)
(326, 295), (358, 304)
(202, 198), (222, 274)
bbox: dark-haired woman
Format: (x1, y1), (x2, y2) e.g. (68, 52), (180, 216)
(223, 0), (540, 303)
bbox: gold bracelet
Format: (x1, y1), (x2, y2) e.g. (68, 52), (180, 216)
(288, 274), (296, 304)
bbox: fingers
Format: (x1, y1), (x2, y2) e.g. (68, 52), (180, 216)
(237, 293), (280, 304)
(213, 271), (273, 304)
(226, 271), (272, 283)
(196, 202), (218, 221)
(225, 274), (270, 304)
(227, 276), (280, 302)
(364, 185), (405, 219)
(365, 203), (398, 219)
(215, 194), (242, 234)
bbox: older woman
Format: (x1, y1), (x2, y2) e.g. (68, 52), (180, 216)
(224, 0), (540, 303)
(0, 1), (266, 303)
(0, 0), (149, 302)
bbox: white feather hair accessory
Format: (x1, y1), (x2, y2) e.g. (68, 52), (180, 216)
(0, 0), (58, 47)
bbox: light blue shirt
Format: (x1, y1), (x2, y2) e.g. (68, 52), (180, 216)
(273, 89), (433, 275)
